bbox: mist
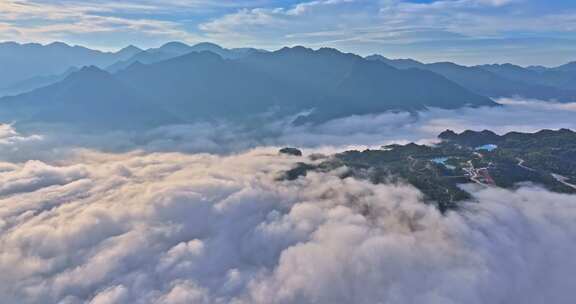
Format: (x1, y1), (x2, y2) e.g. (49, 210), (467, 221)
(0, 98), (575, 303)
(3, 98), (576, 162)
(1, 149), (575, 304)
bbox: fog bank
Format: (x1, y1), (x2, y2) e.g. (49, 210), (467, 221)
(0, 98), (575, 303)
(0, 149), (575, 303)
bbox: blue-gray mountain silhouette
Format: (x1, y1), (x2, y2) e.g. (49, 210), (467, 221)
(0, 66), (175, 128)
(0, 67), (79, 97)
(107, 42), (265, 73)
(0, 46), (496, 128)
(0, 42), (142, 90)
(478, 63), (576, 92)
(367, 55), (576, 102)
(554, 61), (576, 73)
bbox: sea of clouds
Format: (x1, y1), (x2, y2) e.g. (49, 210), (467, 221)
(1, 99), (576, 303)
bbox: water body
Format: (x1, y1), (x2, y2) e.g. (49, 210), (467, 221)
(431, 157), (456, 170)
(475, 144), (498, 151)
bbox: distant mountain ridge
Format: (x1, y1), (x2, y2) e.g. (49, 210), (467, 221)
(0, 46), (495, 129)
(3, 40), (576, 130)
(0, 66), (175, 128)
(0, 41), (266, 96)
(0, 67), (79, 97)
(366, 55), (576, 102)
(107, 42), (265, 73)
(0, 42), (142, 89)
(554, 61), (576, 72)
(2, 40), (575, 103)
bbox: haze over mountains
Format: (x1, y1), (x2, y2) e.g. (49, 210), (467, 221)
(0, 41), (575, 129)
(1, 38), (576, 304)
(367, 55), (576, 102)
(106, 42), (265, 73)
(0, 41), (265, 97)
(0, 42), (142, 93)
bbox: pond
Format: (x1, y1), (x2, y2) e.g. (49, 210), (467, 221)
(431, 157), (456, 170)
(475, 144), (498, 151)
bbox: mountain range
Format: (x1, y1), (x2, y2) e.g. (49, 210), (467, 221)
(0, 41), (574, 129)
(367, 55), (576, 102)
(0, 42), (141, 94)
(106, 42), (265, 73)
(0, 46), (495, 128)
(0, 41), (263, 97)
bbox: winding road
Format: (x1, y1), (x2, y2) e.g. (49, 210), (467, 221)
(517, 158), (576, 190)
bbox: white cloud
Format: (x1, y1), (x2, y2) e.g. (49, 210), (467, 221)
(0, 141), (574, 303)
(274, 98), (576, 149)
(0, 0), (532, 49)
(195, 0), (576, 64)
(89, 285), (129, 304)
(0, 0), (574, 64)
(0, 98), (575, 162)
(0, 0), (206, 45)
(0, 99), (575, 302)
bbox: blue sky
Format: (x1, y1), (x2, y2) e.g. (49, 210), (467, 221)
(0, 0), (575, 65)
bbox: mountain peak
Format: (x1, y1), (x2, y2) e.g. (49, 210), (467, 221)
(47, 42), (70, 48)
(69, 66), (111, 81)
(438, 129), (458, 140)
(155, 42), (194, 56)
(366, 54), (389, 60)
(114, 45), (143, 60)
(118, 45), (142, 54)
(277, 45), (314, 54)
(366, 55), (424, 69)
(192, 42), (224, 49)
(317, 47), (340, 53)
(161, 41), (191, 49)
(79, 65), (104, 72)
(556, 61), (576, 72)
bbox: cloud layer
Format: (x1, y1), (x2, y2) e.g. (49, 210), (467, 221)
(0, 146), (575, 303)
(4, 98), (575, 161)
(0, 98), (575, 303)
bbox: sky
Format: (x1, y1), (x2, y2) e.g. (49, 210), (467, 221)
(0, 0), (575, 65)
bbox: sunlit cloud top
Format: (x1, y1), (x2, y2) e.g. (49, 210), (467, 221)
(1, 0), (575, 65)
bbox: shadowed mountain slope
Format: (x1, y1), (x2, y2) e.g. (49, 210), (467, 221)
(107, 42), (265, 73)
(0, 47), (496, 129)
(367, 55), (576, 102)
(0, 66), (175, 128)
(0, 42), (141, 89)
